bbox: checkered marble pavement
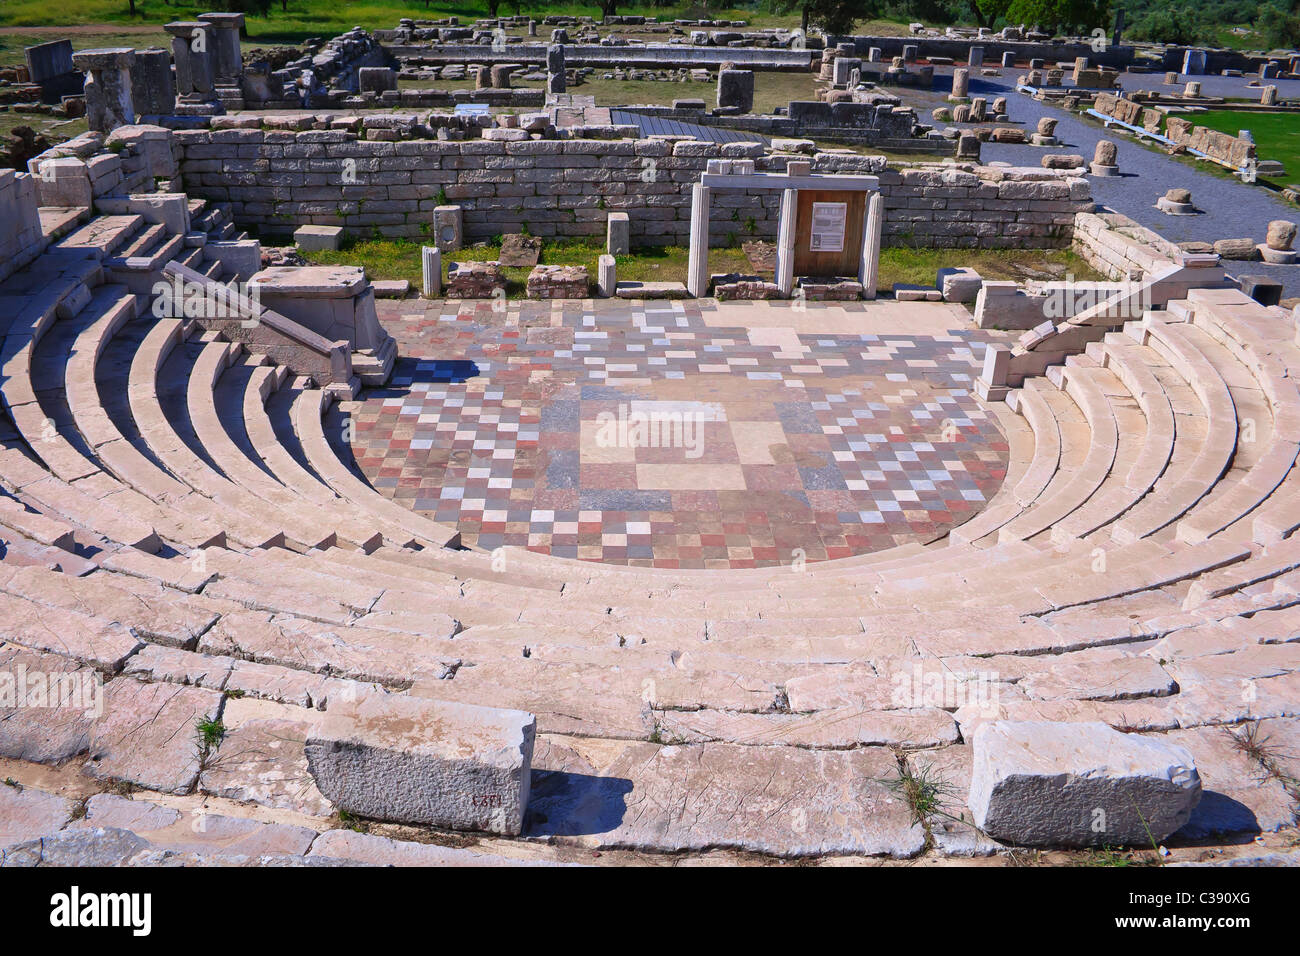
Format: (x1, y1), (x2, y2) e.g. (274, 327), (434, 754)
(348, 299), (1012, 569)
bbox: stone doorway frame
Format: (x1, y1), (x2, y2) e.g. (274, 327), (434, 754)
(685, 167), (884, 300)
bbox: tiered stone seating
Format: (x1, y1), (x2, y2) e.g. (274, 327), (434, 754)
(293, 388), (462, 550)
(1, 214), (1297, 862)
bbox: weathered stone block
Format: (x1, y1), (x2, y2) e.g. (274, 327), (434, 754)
(526, 264), (589, 299)
(294, 224), (343, 252)
(969, 721), (1201, 847)
(606, 211), (630, 255)
(432, 203), (463, 251)
(445, 259), (505, 298)
(938, 266), (983, 303)
(358, 67), (396, 95)
(305, 693), (536, 835)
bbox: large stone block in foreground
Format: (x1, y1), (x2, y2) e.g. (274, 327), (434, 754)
(305, 694), (536, 836)
(969, 721), (1201, 847)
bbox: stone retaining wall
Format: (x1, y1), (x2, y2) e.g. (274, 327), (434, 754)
(1092, 93), (1257, 170)
(386, 43), (813, 72)
(1072, 210), (1179, 280)
(1164, 116), (1256, 169)
(618, 102), (947, 152)
(174, 127), (1092, 249)
(834, 34), (1135, 70)
(0, 169), (45, 285)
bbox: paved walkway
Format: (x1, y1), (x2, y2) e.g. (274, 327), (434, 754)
(935, 69), (1300, 296)
(353, 298), (1012, 568)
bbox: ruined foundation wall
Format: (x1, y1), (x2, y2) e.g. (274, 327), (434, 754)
(175, 127), (1092, 249)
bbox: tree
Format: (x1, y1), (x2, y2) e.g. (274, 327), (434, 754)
(1129, 7), (1205, 45)
(216, 0), (271, 15)
(967, 0), (1012, 29)
(1259, 1), (1300, 48)
(771, 0), (886, 35)
(1002, 0), (1111, 33)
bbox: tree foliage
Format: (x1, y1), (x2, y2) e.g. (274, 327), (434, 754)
(770, 0), (1112, 35)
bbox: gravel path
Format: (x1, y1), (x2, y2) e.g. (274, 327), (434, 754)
(934, 69), (1300, 297)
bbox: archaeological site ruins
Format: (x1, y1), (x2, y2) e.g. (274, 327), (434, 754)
(0, 3), (1297, 883)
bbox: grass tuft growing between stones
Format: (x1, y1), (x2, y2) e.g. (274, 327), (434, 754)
(1228, 720), (1300, 797)
(1079, 846), (1159, 867)
(195, 716), (225, 757)
(883, 753), (964, 851)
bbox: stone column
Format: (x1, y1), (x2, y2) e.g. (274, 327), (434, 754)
(421, 246), (442, 298)
(165, 21), (214, 96)
(776, 188), (797, 298)
(197, 12), (246, 86)
(950, 67), (969, 100)
(546, 44), (566, 94)
(1261, 85), (1278, 106)
(597, 254), (616, 297)
(858, 191), (884, 301)
(686, 182), (710, 298)
(131, 48), (176, 117)
(70, 48), (136, 133)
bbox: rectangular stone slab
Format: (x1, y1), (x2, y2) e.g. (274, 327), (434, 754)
(527, 738), (925, 858)
(305, 693), (536, 835)
(969, 720), (1202, 848)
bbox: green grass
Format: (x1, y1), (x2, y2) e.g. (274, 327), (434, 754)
(0, 110), (88, 144)
(0, 2), (799, 38)
(302, 236), (1101, 296)
(0, 28), (170, 67)
(304, 236), (752, 295)
(394, 67), (817, 114)
(877, 247), (1103, 291)
(1080, 846), (1158, 867)
(0, 2), (923, 54)
(573, 69), (818, 112)
(1186, 109), (1299, 186)
(1072, 103), (1297, 198)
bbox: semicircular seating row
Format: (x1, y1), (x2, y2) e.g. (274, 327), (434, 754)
(2, 209), (1298, 860)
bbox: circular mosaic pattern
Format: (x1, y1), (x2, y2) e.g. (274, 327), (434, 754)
(351, 299), (1010, 569)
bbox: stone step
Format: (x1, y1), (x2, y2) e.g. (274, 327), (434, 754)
(999, 364), (1117, 543)
(127, 317), (289, 551)
(1110, 320), (1237, 543)
(0, 590), (143, 672)
(0, 562), (223, 649)
(52, 215), (144, 260)
(293, 388), (461, 551)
